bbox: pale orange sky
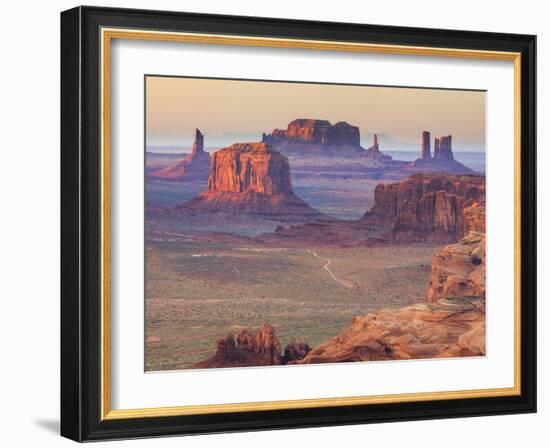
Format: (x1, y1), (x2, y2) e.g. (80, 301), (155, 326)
(146, 76), (486, 152)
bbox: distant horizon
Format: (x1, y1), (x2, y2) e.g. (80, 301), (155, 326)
(146, 146), (487, 154)
(146, 127), (485, 153)
(145, 131), (486, 154)
(146, 76), (486, 152)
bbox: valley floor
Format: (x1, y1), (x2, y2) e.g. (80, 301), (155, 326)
(145, 239), (440, 371)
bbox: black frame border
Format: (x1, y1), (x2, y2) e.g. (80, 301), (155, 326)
(61, 6), (536, 442)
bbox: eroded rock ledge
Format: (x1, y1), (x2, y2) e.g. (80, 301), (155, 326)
(294, 297), (485, 364)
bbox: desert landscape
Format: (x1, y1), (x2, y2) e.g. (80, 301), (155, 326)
(145, 77), (486, 371)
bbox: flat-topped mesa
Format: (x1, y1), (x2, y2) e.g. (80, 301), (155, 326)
(149, 128), (211, 181)
(265, 119), (360, 146)
(421, 131), (431, 159)
(365, 173), (486, 243)
(179, 142), (324, 221)
(262, 119), (392, 161)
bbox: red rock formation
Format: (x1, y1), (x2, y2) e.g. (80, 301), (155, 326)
(179, 142), (324, 221)
(463, 201), (486, 234)
(365, 173), (485, 242)
(294, 297), (485, 364)
(206, 142), (292, 195)
(194, 325), (315, 368)
(426, 230), (486, 303)
(194, 324), (282, 369)
(150, 129), (211, 181)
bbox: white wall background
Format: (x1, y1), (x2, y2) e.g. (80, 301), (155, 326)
(0, 0), (546, 446)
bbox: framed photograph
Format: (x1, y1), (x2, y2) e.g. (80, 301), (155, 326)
(61, 6), (536, 441)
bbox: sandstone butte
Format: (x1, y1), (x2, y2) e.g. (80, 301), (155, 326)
(405, 130), (475, 174)
(150, 128), (210, 181)
(365, 172), (486, 243)
(262, 118), (393, 161)
(179, 142), (324, 221)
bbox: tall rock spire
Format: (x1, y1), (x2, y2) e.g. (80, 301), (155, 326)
(149, 128), (210, 181)
(191, 128), (205, 155)
(421, 131), (431, 159)
(373, 134), (379, 151)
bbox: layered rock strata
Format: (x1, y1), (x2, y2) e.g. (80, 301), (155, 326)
(365, 173), (485, 242)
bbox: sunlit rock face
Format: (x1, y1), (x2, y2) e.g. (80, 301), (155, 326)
(179, 142), (324, 222)
(365, 173), (485, 242)
(206, 142), (292, 195)
(426, 230), (486, 303)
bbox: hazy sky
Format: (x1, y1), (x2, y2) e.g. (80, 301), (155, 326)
(146, 76), (486, 152)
